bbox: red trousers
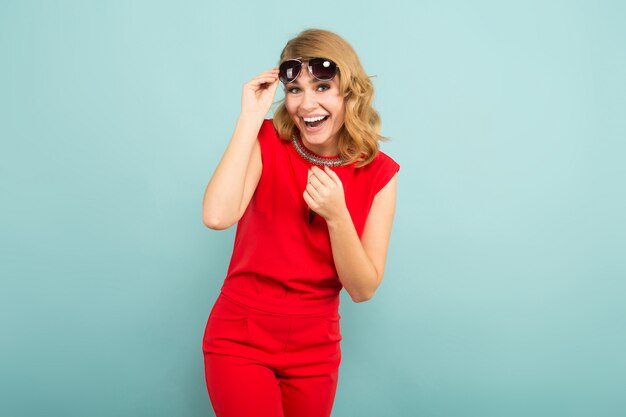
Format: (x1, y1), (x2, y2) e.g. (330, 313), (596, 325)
(202, 292), (343, 417)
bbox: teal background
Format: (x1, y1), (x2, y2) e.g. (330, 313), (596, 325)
(1, 1), (625, 416)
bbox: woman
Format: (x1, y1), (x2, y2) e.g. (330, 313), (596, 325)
(201, 28), (400, 417)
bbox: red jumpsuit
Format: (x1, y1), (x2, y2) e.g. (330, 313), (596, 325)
(202, 119), (400, 417)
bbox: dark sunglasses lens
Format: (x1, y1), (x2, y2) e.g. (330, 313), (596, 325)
(309, 58), (337, 80)
(279, 60), (301, 83)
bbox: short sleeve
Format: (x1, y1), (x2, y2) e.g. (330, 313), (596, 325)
(372, 152), (400, 196)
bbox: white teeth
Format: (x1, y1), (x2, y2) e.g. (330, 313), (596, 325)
(303, 115), (327, 122)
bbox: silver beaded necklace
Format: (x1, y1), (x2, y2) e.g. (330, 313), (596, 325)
(291, 134), (347, 167)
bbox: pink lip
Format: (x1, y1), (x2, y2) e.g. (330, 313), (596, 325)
(301, 114), (329, 118)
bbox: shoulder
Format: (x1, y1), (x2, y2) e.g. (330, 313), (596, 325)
(374, 149), (400, 169)
(259, 118), (291, 146)
(362, 149), (401, 175)
(362, 149), (400, 196)
(256, 118), (281, 151)
(260, 118), (277, 137)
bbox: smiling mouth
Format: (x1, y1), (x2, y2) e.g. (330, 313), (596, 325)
(304, 115), (329, 128)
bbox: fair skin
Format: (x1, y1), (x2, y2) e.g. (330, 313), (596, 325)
(284, 64), (345, 157)
(203, 64), (398, 301)
(306, 165), (398, 302)
(284, 62), (398, 302)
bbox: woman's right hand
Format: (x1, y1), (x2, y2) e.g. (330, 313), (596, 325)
(241, 68), (280, 117)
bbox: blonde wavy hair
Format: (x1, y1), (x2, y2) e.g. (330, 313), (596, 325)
(272, 28), (390, 168)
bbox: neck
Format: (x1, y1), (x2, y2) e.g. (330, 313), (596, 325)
(301, 137), (339, 157)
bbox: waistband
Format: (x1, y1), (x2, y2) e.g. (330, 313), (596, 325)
(219, 286), (340, 316)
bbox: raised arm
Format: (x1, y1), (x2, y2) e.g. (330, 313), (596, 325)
(202, 68), (279, 229)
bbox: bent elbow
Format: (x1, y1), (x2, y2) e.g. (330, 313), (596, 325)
(350, 291), (374, 303)
(202, 216), (232, 230)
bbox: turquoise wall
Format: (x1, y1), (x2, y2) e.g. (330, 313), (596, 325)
(2, 1), (624, 416)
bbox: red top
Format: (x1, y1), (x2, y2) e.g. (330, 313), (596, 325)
(220, 119), (400, 315)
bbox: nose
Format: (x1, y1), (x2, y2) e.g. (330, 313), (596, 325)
(301, 87), (318, 111)
(299, 73), (319, 111)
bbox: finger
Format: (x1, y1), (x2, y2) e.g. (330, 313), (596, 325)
(252, 69), (279, 80)
(248, 75), (279, 85)
(303, 190), (315, 208)
(266, 77), (280, 91)
(255, 68), (279, 77)
(308, 175), (322, 188)
(309, 166), (333, 187)
(323, 165), (340, 184)
(254, 71), (279, 79)
(246, 77), (279, 90)
(249, 71), (279, 81)
(305, 183), (320, 200)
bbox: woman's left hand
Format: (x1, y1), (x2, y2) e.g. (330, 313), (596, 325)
(303, 166), (349, 222)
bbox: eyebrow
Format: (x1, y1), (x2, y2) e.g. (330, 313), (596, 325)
(287, 79), (328, 86)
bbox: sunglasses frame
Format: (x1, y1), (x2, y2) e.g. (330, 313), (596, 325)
(278, 57), (339, 84)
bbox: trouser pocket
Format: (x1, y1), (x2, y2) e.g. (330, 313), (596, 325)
(203, 295), (250, 349)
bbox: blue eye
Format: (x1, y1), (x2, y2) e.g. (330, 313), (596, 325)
(287, 84), (330, 94)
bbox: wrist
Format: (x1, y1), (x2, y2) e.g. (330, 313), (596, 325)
(234, 113), (265, 135)
(238, 111), (268, 124)
(326, 208), (352, 229)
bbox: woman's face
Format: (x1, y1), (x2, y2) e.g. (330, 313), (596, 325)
(284, 61), (345, 155)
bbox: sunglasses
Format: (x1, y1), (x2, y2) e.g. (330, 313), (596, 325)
(278, 57), (339, 84)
